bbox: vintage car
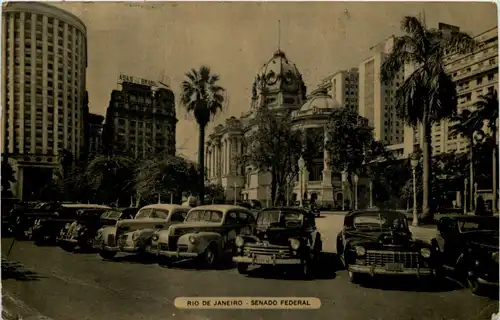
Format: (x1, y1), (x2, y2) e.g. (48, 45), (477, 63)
(232, 207), (322, 278)
(31, 204), (111, 245)
(94, 204), (190, 260)
(58, 207), (137, 252)
(431, 215), (499, 295)
(336, 210), (436, 284)
(148, 204), (255, 268)
(8, 202), (62, 239)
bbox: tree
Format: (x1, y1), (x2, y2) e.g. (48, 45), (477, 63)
(324, 108), (387, 208)
(134, 153), (200, 204)
(471, 90), (498, 212)
(449, 109), (484, 211)
(380, 16), (475, 221)
(204, 183), (226, 204)
(1, 159), (16, 198)
(85, 155), (136, 206)
(180, 66), (225, 205)
(239, 107), (303, 205)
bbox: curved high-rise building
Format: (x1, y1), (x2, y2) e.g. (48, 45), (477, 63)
(1, 2), (87, 199)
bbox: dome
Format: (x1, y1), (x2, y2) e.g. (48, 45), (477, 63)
(251, 50), (306, 98)
(299, 88), (340, 112)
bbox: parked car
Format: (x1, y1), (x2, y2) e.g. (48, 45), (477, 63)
(336, 210), (436, 284)
(58, 207), (136, 252)
(233, 207), (322, 278)
(94, 204), (190, 260)
(8, 201), (60, 239)
(148, 204), (255, 268)
(431, 215), (499, 295)
(31, 204), (112, 245)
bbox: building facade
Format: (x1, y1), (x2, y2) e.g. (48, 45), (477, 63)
(1, 2), (87, 199)
(102, 79), (177, 158)
(205, 50), (370, 207)
(358, 36), (405, 145)
(86, 113), (104, 157)
(403, 25), (498, 157)
(317, 68), (359, 113)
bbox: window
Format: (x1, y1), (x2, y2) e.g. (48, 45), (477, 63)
(477, 77), (483, 85)
(489, 58), (495, 65)
(488, 74), (495, 81)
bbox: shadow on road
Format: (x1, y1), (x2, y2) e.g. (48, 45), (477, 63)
(246, 252), (339, 281)
(1, 259), (45, 281)
(103, 253), (158, 265)
(171, 258), (237, 271)
(353, 275), (464, 293)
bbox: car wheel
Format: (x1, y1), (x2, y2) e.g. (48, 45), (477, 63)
(467, 275), (484, 296)
(348, 270), (362, 284)
(99, 250), (117, 260)
(203, 244), (218, 267)
(237, 263), (249, 275)
(158, 256), (173, 268)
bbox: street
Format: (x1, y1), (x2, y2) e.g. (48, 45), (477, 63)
(2, 214), (498, 320)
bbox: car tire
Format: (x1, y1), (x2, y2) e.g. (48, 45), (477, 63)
(203, 244), (218, 267)
(467, 275), (485, 296)
(158, 256), (173, 268)
(348, 270), (362, 284)
(237, 263), (249, 275)
(99, 250), (117, 260)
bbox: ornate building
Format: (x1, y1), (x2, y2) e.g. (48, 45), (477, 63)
(205, 49), (368, 206)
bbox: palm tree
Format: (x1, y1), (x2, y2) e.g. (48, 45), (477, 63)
(449, 109), (484, 212)
(471, 90), (498, 212)
(181, 66), (225, 205)
(380, 16), (475, 221)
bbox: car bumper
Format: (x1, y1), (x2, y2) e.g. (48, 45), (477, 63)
(58, 237), (79, 244)
(348, 265), (434, 276)
(155, 250), (199, 259)
(233, 256), (302, 265)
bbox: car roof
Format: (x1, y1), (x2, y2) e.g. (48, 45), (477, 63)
(262, 207), (309, 213)
(439, 215), (499, 222)
(346, 210), (406, 218)
(61, 204), (112, 209)
(190, 204), (250, 213)
(140, 204), (190, 211)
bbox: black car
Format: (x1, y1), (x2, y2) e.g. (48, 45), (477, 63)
(336, 210), (435, 284)
(31, 204), (111, 245)
(432, 215), (499, 295)
(233, 207), (322, 278)
(58, 207), (136, 251)
(8, 202), (62, 239)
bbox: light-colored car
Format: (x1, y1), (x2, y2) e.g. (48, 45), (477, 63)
(93, 204), (190, 260)
(148, 204), (255, 268)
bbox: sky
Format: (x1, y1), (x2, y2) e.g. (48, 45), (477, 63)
(52, 1), (498, 160)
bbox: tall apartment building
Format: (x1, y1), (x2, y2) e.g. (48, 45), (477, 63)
(317, 68), (359, 112)
(403, 25), (498, 156)
(359, 36), (405, 145)
(86, 113), (104, 157)
(102, 76), (177, 158)
(1, 2), (87, 199)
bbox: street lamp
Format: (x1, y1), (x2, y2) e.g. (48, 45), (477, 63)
(298, 156), (306, 207)
(341, 170), (348, 211)
(464, 177), (468, 215)
(410, 153), (419, 226)
(353, 173), (359, 210)
(369, 180), (373, 208)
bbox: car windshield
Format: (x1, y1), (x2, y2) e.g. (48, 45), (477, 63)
(458, 218), (499, 232)
(101, 210), (122, 220)
(185, 210), (223, 223)
(352, 212), (407, 231)
(151, 209), (169, 219)
(257, 210), (303, 227)
(135, 209), (153, 219)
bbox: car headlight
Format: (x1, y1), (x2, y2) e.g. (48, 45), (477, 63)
(492, 252), (499, 263)
(420, 248), (431, 258)
(132, 232), (140, 241)
(235, 236), (245, 247)
(289, 238), (300, 250)
(189, 235), (197, 244)
(152, 234), (159, 241)
(355, 246), (366, 257)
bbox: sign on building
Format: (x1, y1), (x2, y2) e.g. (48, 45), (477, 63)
(118, 73), (157, 87)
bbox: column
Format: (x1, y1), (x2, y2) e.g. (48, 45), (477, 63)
(228, 136), (233, 175)
(217, 141), (222, 184)
(322, 126), (334, 204)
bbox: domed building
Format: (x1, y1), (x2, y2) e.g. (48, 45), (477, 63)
(205, 49), (348, 206)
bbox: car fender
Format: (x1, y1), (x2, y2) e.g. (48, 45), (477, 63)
(154, 229), (170, 243)
(179, 232), (223, 253)
(98, 226), (116, 245)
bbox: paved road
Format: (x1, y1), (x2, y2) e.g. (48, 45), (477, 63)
(2, 215), (498, 320)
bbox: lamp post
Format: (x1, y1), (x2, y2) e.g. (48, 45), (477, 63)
(464, 177), (468, 215)
(298, 156), (306, 207)
(474, 182), (478, 214)
(170, 192), (174, 204)
(410, 153), (419, 226)
(353, 173), (359, 210)
(369, 180), (373, 208)
(234, 182), (237, 205)
(341, 170), (348, 211)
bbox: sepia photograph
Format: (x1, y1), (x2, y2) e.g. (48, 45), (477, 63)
(1, 1), (499, 319)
